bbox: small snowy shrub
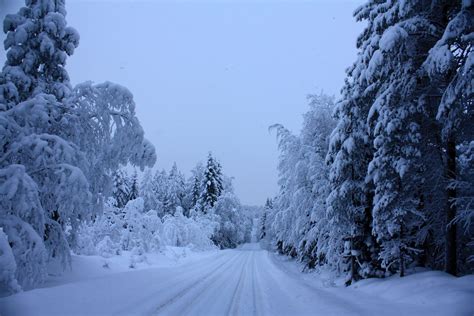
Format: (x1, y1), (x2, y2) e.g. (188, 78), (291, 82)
(96, 236), (117, 259)
(76, 198), (162, 257)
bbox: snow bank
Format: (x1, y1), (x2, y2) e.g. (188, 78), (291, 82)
(351, 270), (474, 315)
(270, 252), (474, 315)
(38, 245), (218, 291)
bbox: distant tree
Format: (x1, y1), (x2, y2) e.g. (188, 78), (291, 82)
(259, 198), (273, 240)
(140, 168), (160, 212)
(163, 163), (185, 215)
(128, 170), (139, 201)
(201, 153), (224, 212)
(112, 169), (131, 209)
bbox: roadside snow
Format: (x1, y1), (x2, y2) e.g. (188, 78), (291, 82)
(1, 244), (473, 316)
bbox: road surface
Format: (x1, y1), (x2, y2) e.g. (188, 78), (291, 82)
(0, 243), (465, 316)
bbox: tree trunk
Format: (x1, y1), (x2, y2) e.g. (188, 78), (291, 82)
(445, 133), (457, 276)
(399, 224), (405, 277)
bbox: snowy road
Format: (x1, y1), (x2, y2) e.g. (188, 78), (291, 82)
(1, 243), (473, 316)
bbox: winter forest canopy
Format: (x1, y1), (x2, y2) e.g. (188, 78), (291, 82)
(0, 0), (473, 314)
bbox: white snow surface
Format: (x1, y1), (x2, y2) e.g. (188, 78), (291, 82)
(1, 243), (473, 316)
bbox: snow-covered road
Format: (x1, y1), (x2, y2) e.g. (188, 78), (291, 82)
(1, 243), (473, 316)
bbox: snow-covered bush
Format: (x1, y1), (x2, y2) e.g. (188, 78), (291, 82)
(96, 236), (118, 259)
(162, 207), (218, 250)
(76, 198), (162, 256)
(1, 216), (48, 290)
(0, 228), (21, 295)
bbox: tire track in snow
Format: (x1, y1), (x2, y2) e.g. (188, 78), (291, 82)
(251, 251), (263, 316)
(169, 251), (248, 315)
(114, 252), (230, 315)
(226, 252), (252, 316)
(152, 251), (244, 315)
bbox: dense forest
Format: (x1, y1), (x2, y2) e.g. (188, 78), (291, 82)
(260, 0), (473, 285)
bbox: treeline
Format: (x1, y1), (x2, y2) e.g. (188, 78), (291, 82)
(76, 153), (254, 263)
(261, 0), (473, 285)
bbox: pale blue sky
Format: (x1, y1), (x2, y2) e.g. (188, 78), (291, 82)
(0, 0), (364, 205)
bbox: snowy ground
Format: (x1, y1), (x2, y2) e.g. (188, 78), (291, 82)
(1, 243), (473, 316)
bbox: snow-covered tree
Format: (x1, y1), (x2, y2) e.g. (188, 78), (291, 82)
(0, 0), (79, 109)
(128, 170), (139, 202)
(184, 162), (205, 213)
(268, 92), (336, 269)
(161, 207), (218, 250)
(140, 168), (160, 212)
(68, 81), (157, 210)
(163, 163), (185, 215)
(76, 197), (162, 256)
(211, 192), (248, 249)
(0, 0), (156, 290)
(112, 169), (131, 209)
(259, 198), (273, 240)
(0, 227), (21, 294)
(0, 73), (91, 286)
(423, 0), (473, 275)
(200, 153), (224, 212)
(0, 165), (48, 290)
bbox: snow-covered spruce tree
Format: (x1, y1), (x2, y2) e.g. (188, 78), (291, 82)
(140, 168), (160, 212)
(259, 198), (273, 240)
(184, 162), (205, 214)
(0, 0), (79, 109)
(424, 1), (473, 275)
(325, 1), (406, 283)
(0, 0), (90, 288)
(152, 169), (168, 216)
(364, 0), (462, 277)
(200, 153), (224, 213)
(112, 169), (131, 209)
(128, 170), (139, 201)
(163, 163), (185, 215)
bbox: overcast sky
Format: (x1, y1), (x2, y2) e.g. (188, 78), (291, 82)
(0, 0), (364, 206)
